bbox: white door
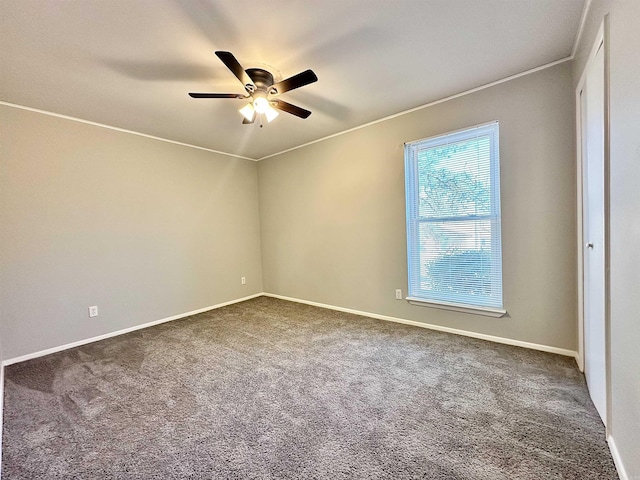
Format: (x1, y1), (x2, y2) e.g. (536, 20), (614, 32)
(581, 42), (606, 425)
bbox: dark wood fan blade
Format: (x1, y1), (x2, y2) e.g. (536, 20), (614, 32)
(272, 99), (312, 119)
(189, 93), (245, 98)
(271, 69), (318, 95)
(242, 116), (255, 124)
(215, 51), (253, 87)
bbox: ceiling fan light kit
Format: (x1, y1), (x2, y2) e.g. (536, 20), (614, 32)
(189, 51), (317, 126)
(239, 103), (256, 122)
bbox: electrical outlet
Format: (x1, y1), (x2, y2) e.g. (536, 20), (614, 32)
(395, 289), (403, 300)
(241, 276), (246, 285)
(88, 306), (99, 317)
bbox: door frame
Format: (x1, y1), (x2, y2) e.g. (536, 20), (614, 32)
(575, 18), (611, 433)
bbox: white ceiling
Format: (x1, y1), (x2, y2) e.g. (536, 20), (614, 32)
(1, 0), (585, 160)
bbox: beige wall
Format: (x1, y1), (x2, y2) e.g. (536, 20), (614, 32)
(574, 0), (640, 477)
(258, 63), (577, 351)
(0, 106), (263, 359)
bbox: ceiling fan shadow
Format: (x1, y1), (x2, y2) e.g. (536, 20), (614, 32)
(282, 25), (386, 67)
(287, 90), (351, 121)
(102, 59), (224, 82)
(173, 0), (241, 47)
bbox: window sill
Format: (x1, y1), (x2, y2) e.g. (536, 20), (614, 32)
(406, 297), (507, 318)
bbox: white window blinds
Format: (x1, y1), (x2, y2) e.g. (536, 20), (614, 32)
(405, 122), (503, 310)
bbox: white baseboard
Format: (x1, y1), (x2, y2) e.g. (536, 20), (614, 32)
(264, 293), (578, 358)
(4, 291), (579, 366)
(575, 352), (584, 371)
(608, 435), (630, 480)
(2, 293), (263, 367)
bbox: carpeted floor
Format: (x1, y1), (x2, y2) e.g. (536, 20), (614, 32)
(2, 296), (618, 479)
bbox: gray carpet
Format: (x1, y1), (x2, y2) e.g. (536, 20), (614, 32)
(2, 296), (618, 479)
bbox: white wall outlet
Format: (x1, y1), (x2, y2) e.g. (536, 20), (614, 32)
(241, 276), (246, 285)
(395, 289), (403, 300)
(88, 306), (99, 317)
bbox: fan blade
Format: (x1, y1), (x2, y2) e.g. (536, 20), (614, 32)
(272, 99), (312, 119)
(271, 69), (318, 95)
(189, 93), (246, 98)
(215, 51), (253, 87)
(242, 116), (255, 124)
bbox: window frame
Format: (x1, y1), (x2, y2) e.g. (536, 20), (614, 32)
(404, 121), (506, 317)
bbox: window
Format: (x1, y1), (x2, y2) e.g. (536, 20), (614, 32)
(404, 122), (504, 315)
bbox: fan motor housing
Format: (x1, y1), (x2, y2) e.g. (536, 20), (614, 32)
(245, 68), (275, 93)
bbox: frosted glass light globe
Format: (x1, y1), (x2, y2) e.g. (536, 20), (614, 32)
(253, 96), (269, 114)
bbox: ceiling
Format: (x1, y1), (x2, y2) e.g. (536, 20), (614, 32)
(1, 0), (585, 160)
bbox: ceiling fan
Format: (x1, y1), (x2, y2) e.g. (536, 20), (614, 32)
(189, 51), (318, 125)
